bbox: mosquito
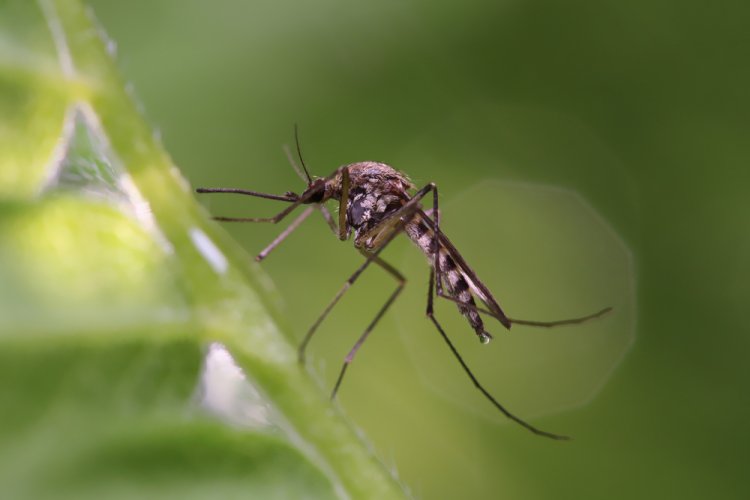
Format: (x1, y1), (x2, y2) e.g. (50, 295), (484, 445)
(196, 130), (611, 440)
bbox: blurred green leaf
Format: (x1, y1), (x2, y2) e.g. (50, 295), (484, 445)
(0, 1), (70, 198)
(0, 341), (336, 500)
(0, 1), (405, 498)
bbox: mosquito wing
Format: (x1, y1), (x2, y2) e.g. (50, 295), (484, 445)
(417, 209), (512, 329)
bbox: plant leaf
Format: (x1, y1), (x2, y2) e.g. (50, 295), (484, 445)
(0, 1), (406, 498)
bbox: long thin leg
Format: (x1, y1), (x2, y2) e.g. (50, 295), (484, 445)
(331, 252), (406, 400)
(298, 215), (408, 364)
(256, 206), (315, 262)
(210, 201), (336, 263)
(203, 199), (303, 224)
(199, 172), (337, 262)
(434, 292), (612, 328)
(425, 268), (569, 440)
(338, 167), (351, 241)
(197, 167), (343, 224)
(197, 184), (320, 261)
(316, 204), (339, 236)
(300, 183), (435, 362)
(207, 196), (304, 223)
(297, 262), (369, 364)
(431, 185), (443, 296)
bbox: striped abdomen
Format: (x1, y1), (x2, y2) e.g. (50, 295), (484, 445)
(404, 214), (488, 341)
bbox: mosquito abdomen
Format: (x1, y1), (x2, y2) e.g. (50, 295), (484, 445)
(405, 216), (489, 342)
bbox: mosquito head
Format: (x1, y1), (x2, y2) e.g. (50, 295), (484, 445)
(300, 177), (328, 204)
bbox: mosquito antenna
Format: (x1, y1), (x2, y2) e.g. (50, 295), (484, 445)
(294, 124), (313, 184)
(284, 144), (309, 184)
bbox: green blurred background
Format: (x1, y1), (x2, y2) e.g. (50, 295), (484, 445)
(85, 0), (749, 498)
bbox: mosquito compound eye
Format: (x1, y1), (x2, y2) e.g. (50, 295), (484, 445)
(306, 188), (325, 203)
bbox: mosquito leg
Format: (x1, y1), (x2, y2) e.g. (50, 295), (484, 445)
(251, 204), (340, 263)
(337, 167), (351, 241)
(198, 166), (346, 224)
(429, 184), (443, 296)
(434, 292), (612, 328)
(424, 268), (569, 440)
(298, 229), (402, 364)
(317, 205), (339, 236)
(330, 252), (406, 400)
(422, 207), (440, 221)
(255, 206), (315, 262)
(198, 187), (301, 224)
(509, 307), (613, 327)
(198, 179), (325, 260)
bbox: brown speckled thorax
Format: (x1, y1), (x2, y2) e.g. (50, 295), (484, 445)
(325, 162), (415, 248)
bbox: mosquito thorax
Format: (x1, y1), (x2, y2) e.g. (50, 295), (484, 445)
(337, 162), (414, 249)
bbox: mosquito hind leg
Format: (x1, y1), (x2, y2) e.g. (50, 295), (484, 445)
(330, 252), (406, 400)
(434, 291), (612, 328)
(424, 267), (569, 440)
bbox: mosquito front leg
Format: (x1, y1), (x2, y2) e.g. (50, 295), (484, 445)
(255, 206), (315, 262)
(197, 187), (311, 224)
(198, 163), (348, 224)
(256, 200), (343, 263)
(338, 167), (351, 241)
(254, 203), (342, 262)
(330, 251), (406, 400)
(198, 167), (347, 261)
(315, 204), (338, 235)
(424, 267), (569, 440)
